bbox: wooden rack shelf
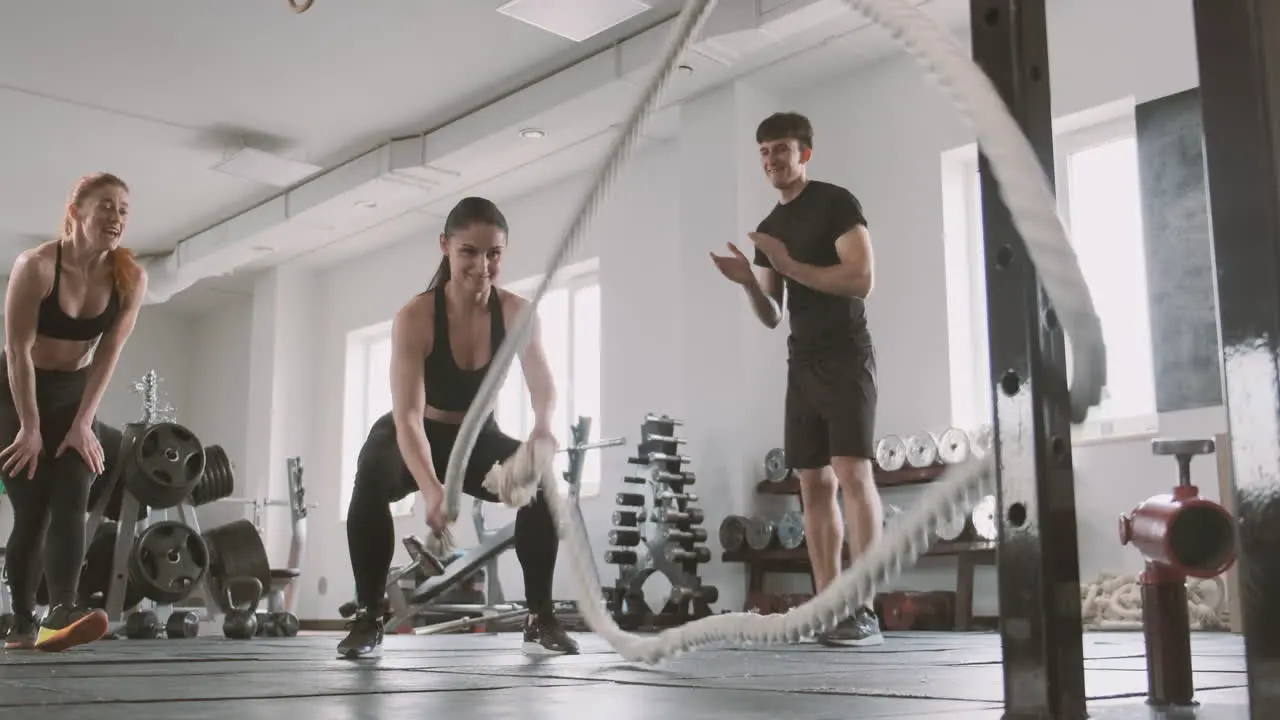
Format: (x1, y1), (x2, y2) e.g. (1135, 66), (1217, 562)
(756, 462), (963, 496)
(735, 460), (996, 630)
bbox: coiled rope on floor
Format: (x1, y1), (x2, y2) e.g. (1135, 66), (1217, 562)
(443, 0), (1109, 665)
(1080, 573), (1229, 631)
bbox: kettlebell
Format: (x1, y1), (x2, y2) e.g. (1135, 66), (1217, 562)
(222, 576), (262, 640)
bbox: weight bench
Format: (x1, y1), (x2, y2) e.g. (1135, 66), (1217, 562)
(381, 417), (623, 634)
(216, 456), (313, 617)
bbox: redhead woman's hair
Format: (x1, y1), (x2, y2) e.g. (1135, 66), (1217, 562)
(61, 172), (142, 297)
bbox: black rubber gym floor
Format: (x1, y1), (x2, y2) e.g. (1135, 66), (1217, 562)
(0, 630), (1250, 719)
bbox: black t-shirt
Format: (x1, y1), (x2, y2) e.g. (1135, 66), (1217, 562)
(753, 180), (872, 360)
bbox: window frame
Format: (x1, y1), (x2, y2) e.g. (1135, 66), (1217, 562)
(340, 320), (415, 522)
(941, 108), (1159, 445)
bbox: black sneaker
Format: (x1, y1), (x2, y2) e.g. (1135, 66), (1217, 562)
(4, 612), (38, 650)
(816, 607), (884, 647)
(336, 606), (384, 659)
(522, 612), (579, 656)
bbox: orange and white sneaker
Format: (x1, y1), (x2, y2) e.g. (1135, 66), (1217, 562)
(34, 605), (109, 652)
(4, 613), (38, 650)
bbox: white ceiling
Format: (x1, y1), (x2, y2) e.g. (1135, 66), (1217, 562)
(1, 0), (969, 316)
(0, 0), (683, 252)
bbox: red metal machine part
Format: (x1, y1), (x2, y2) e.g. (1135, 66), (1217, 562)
(1118, 438), (1238, 709)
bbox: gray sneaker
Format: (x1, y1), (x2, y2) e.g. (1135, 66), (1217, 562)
(817, 607), (884, 647)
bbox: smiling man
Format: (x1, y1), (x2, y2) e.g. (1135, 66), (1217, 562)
(710, 111), (884, 647)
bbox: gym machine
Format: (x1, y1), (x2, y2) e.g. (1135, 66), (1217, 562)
(368, 416), (625, 634)
(603, 413), (717, 630)
(80, 370), (305, 640)
(965, 0), (1280, 715)
(1118, 439), (1237, 710)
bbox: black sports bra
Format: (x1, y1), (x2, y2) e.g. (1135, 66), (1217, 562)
(36, 242), (121, 342)
(422, 288), (505, 414)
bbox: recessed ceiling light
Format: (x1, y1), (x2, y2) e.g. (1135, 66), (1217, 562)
(520, 128), (547, 139)
(354, 200), (379, 209)
(678, 64), (694, 75)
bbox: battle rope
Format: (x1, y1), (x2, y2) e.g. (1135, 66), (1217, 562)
(1080, 573), (1229, 631)
(443, 0), (1109, 665)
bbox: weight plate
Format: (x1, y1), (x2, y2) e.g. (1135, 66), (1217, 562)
(718, 515), (748, 553)
(763, 448), (789, 482)
(971, 495), (998, 541)
(202, 519), (272, 614)
(776, 510), (805, 550)
(128, 520), (210, 604)
(744, 516), (776, 551)
(78, 521), (147, 611)
(125, 422), (207, 509)
(905, 431), (939, 468)
(937, 427), (971, 464)
(875, 435), (907, 472)
(190, 445), (235, 506)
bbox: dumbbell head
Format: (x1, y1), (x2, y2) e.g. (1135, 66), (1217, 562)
(609, 529), (641, 547)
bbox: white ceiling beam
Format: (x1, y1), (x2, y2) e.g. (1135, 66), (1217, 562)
(141, 0), (847, 306)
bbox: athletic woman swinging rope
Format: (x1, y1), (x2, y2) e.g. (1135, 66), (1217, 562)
(2, 172), (147, 652)
(339, 197), (578, 659)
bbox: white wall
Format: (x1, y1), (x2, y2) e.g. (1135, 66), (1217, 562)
(180, 295), (254, 531)
(140, 0), (1222, 622)
(778, 0), (1210, 612)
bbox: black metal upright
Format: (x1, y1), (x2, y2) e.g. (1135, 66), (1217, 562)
(1193, 1), (1280, 716)
(969, 2), (1087, 718)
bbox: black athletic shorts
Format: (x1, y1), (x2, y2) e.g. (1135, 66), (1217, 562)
(785, 348), (878, 468)
(355, 412), (522, 504)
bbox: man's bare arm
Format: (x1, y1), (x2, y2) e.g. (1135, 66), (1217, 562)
(779, 225), (874, 298)
(744, 267), (784, 329)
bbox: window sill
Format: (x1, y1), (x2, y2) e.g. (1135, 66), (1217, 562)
(1070, 413), (1159, 447)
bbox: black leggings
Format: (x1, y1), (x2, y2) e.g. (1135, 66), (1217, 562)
(346, 413), (559, 614)
(1, 359), (94, 617)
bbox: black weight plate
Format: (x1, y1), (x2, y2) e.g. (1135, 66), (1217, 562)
(76, 522), (146, 611)
(125, 422), (206, 509)
(744, 517), (776, 551)
(718, 515), (748, 553)
(128, 520), (209, 604)
(202, 519), (271, 614)
(86, 422), (149, 523)
(190, 445), (235, 507)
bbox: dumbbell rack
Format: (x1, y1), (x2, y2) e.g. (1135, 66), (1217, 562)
(603, 413), (717, 630)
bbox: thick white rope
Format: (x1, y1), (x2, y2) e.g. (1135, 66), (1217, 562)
(442, 0), (1109, 665)
(1080, 573), (1229, 631)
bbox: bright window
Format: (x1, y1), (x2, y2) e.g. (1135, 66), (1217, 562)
(340, 322), (415, 521)
(941, 110), (1158, 442)
(495, 266), (603, 495)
